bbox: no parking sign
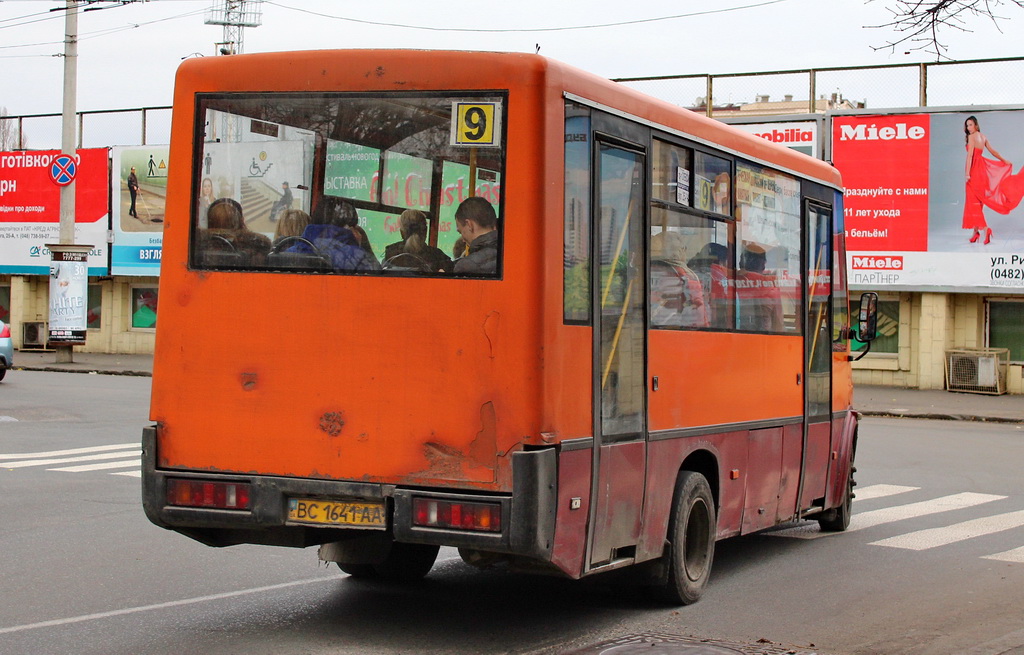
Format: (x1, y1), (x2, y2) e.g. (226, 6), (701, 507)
(49, 153), (78, 186)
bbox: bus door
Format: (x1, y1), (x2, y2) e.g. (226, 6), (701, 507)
(587, 122), (648, 568)
(799, 200), (833, 510)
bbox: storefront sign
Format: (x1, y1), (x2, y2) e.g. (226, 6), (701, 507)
(0, 149), (108, 275)
(832, 110), (1024, 291)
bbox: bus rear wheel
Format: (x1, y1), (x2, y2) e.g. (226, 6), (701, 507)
(818, 465), (856, 532)
(659, 471), (716, 605)
(338, 543), (440, 582)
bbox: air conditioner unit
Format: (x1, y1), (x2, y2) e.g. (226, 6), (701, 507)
(21, 321), (49, 350)
(945, 348), (1009, 395)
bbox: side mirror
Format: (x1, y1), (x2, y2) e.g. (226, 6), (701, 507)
(857, 292), (879, 342)
(850, 292), (879, 362)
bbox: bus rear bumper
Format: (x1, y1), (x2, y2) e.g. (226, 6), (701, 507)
(141, 427), (557, 562)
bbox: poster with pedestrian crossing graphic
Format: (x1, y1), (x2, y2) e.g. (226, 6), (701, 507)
(111, 145), (169, 276)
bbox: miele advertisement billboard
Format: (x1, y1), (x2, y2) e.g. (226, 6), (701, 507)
(831, 109), (1024, 291)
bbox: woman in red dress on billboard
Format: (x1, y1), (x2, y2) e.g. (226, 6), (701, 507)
(963, 115), (1024, 244)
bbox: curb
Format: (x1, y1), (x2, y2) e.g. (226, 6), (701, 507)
(860, 410), (1023, 424)
(13, 365), (152, 377)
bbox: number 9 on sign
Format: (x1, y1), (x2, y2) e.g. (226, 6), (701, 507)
(451, 102), (501, 147)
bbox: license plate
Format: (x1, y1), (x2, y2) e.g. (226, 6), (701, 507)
(287, 498), (386, 528)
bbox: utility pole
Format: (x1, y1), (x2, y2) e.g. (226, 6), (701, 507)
(49, 0), (91, 363)
(205, 0), (262, 56)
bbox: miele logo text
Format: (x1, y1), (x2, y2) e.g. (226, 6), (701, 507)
(852, 256), (904, 270)
(839, 123), (925, 141)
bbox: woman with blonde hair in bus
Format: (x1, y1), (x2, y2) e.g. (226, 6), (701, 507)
(382, 209), (452, 272)
(963, 114), (1024, 245)
(272, 209), (310, 246)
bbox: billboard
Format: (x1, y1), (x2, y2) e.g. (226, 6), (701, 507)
(832, 110), (1024, 291)
(0, 149), (109, 275)
(111, 146), (169, 275)
(730, 120), (820, 158)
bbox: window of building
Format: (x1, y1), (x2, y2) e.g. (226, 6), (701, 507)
(851, 296), (899, 354)
(131, 287), (158, 329)
(0, 285), (10, 324)
(734, 163), (801, 333)
(564, 103), (591, 324)
(988, 300), (1024, 362)
(87, 284), (102, 330)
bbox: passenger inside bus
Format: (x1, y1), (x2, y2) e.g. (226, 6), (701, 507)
(197, 197), (272, 267)
(736, 242), (784, 332)
(382, 209), (453, 273)
(649, 230), (708, 328)
(453, 197), (499, 275)
(272, 209), (310, 247)
(687, 241), (733, 329)
(285, 197), (380, 272)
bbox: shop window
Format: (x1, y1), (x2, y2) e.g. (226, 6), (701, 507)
(87, 284), (102, 330)
(131, 287), (158, 329)
(988, 301), (1024, 362)
(852, 297), (899, 354)
(0, 285), (10, 323)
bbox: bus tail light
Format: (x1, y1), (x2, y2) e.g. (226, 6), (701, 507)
(412, 498), (501, 532)
(166, 478), (251, 510)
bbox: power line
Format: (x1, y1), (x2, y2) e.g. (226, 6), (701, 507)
(265, 0), (792, 33)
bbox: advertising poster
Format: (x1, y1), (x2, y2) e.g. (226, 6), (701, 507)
(48, 248), (89, 344)
(111, 145), (169, 275)
(323, 141), (500, 260)
(201, 139), (310, 237)
(0, 149), (108, 275)
(833, 110), (1024, 291)
(730, 121), (820, 158)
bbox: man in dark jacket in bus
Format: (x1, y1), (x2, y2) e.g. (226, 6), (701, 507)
(453, 196), (499, 275)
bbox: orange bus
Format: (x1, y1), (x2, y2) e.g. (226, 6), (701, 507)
(142, 49), (877, 604)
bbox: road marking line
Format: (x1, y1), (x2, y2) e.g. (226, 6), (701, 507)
(112, 470), (142, 478)
(0, 576), (344, 636)
(870, 509), (1024, 550)
(982, 546), (1024, 563)
(2, 449), (141, 469)
(48, 458), (141, 472)
(853, 484), (920, 502)
(768, 492), (1006, 539)
(0, 443), (138, 461)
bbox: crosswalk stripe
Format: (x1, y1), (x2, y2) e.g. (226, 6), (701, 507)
(982, 546), (1024, 563)
(0, 443), (139, 461)
(768, 492), (1006, 539)
(112, 470), (142, 478)
(48, 458), (141, 473)
(2, 449), (141, 469)
(870, 509), (1024, 550)
(853, 484), (920, 502)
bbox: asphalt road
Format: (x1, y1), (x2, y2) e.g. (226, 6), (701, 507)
(2, 370), (1023, 655)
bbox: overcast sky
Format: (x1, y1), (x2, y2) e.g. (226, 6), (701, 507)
(2, 0), (1024, 117)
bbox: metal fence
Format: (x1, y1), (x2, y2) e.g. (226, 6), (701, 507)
(2, 56), (1023, 150)
(614, 56), (1024, 117)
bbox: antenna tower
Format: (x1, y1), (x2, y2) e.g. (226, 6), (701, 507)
(205, 0), (263, 55)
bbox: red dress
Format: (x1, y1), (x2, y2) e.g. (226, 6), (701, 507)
(963, 147), (1024, 229)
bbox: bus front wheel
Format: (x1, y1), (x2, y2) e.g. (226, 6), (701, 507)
(659, 471), (716, 605)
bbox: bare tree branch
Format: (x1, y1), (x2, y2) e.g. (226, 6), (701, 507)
(868, 0), (1024, 60)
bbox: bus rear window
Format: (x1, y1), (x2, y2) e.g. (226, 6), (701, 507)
(190, 92), (506, 278)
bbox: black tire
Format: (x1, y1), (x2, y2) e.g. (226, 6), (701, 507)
(336, 562), (378, 579)
(338, 543), (440, 582)
(819, 465), (856, 532)
(0, 367), (6, 382)
(659, 471), (716, 605)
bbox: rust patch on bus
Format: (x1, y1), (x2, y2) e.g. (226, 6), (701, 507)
(319, 411), (345, 437)
(469, 401), (498, 469)
(240, 372), (257, 391)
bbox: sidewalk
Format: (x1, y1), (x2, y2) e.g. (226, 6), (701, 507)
(9, 351), (1024, 423)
